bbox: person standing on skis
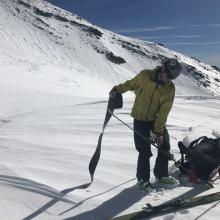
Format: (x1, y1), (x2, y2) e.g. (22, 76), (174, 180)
(109, 58), (182, 191)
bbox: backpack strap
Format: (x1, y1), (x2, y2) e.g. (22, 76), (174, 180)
(209, 165), (220, 182)
(213, 138), (220, 153)
(189, 136), (207, 149)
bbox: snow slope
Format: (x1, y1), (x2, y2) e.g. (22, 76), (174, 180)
(0, 98), (220, 220)
(0, 0), (220, 220)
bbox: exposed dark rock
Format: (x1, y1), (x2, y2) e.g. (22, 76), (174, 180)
(118, 40), (149, 57)
(70, 20), (102, 38)
(193, 70), (205, 80)
(92, 46), (104, 54)
(55, 41), (64, 45)
(33, 24), (55, 37)
(54, 15), (69, 22)
(202, 80), (211, 87)
(214, 78), (220, 82)
(18, 0), (31, 8)
(190, 56), (201, 62)
(34, 7), (53, 18)
(105, 52), (126, 64)
(36, 17), (49, 27)
(152, 55), (159, 60)
(70, 20), (80, 27)
(185, 64), (213, 88)
(76, 16), (82, 21)
(212, 65), (220, 72)
(19, 4), (102, 39)
(156, 42), (165, 47)
(33, 24), (44, 31)
(15, 7), (20, 13)
(186, 65), (197, 73)
(87, 27), (102, 38)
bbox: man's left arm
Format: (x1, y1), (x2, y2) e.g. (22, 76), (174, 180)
(153, 93), (175, 135)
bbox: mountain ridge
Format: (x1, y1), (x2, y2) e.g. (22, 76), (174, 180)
(0, 0), (219, 97)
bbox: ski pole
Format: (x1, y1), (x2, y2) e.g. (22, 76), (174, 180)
(108, 108), (177, 163)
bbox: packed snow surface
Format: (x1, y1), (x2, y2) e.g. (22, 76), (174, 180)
(0, 96), (220, 220)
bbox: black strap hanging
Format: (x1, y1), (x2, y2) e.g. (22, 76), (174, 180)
(88, 93), (123, 182)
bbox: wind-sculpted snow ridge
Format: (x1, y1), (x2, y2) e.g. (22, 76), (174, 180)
(0, 0), (219, 97)
(0, 175), (73, 203)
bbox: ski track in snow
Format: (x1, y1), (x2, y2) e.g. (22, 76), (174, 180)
(0, 98), (220, 220)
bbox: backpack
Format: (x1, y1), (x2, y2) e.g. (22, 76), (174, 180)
(178, 136), (220, 181)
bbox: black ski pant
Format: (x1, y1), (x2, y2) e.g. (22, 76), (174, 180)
(133, 119), (171, 182)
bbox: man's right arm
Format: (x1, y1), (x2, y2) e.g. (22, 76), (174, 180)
(113, 70), (145, 94)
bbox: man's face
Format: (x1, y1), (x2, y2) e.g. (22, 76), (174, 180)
(160, 70), (172, 84)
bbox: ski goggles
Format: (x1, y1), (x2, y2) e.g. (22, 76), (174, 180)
(163, 68), (175, 79)
(166, 71), (176, 79)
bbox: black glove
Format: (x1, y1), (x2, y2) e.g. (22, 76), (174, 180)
(109, 87), (118, 98)
(150, 130), (163, 147)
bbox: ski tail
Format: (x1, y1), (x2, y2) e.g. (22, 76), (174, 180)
(112, 191), (220, 220)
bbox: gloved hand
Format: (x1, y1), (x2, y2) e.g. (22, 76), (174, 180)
(109, 87), (118, 98)
(150, 130), (163, 147)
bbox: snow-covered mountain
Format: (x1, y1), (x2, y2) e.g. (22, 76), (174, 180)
(0, 0), (220, 104)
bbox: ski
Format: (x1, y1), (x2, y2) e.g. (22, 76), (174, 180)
(112, 191), (220, 220)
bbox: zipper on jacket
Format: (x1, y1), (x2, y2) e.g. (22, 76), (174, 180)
(146, 85), (158, 120)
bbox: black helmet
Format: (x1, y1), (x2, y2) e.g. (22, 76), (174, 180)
(163, 58), (182, 79)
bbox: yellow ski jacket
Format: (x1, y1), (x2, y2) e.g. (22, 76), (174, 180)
(115, 68), (175, 134)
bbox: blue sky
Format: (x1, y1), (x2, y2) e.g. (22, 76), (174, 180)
(47, 0), (220, 66)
